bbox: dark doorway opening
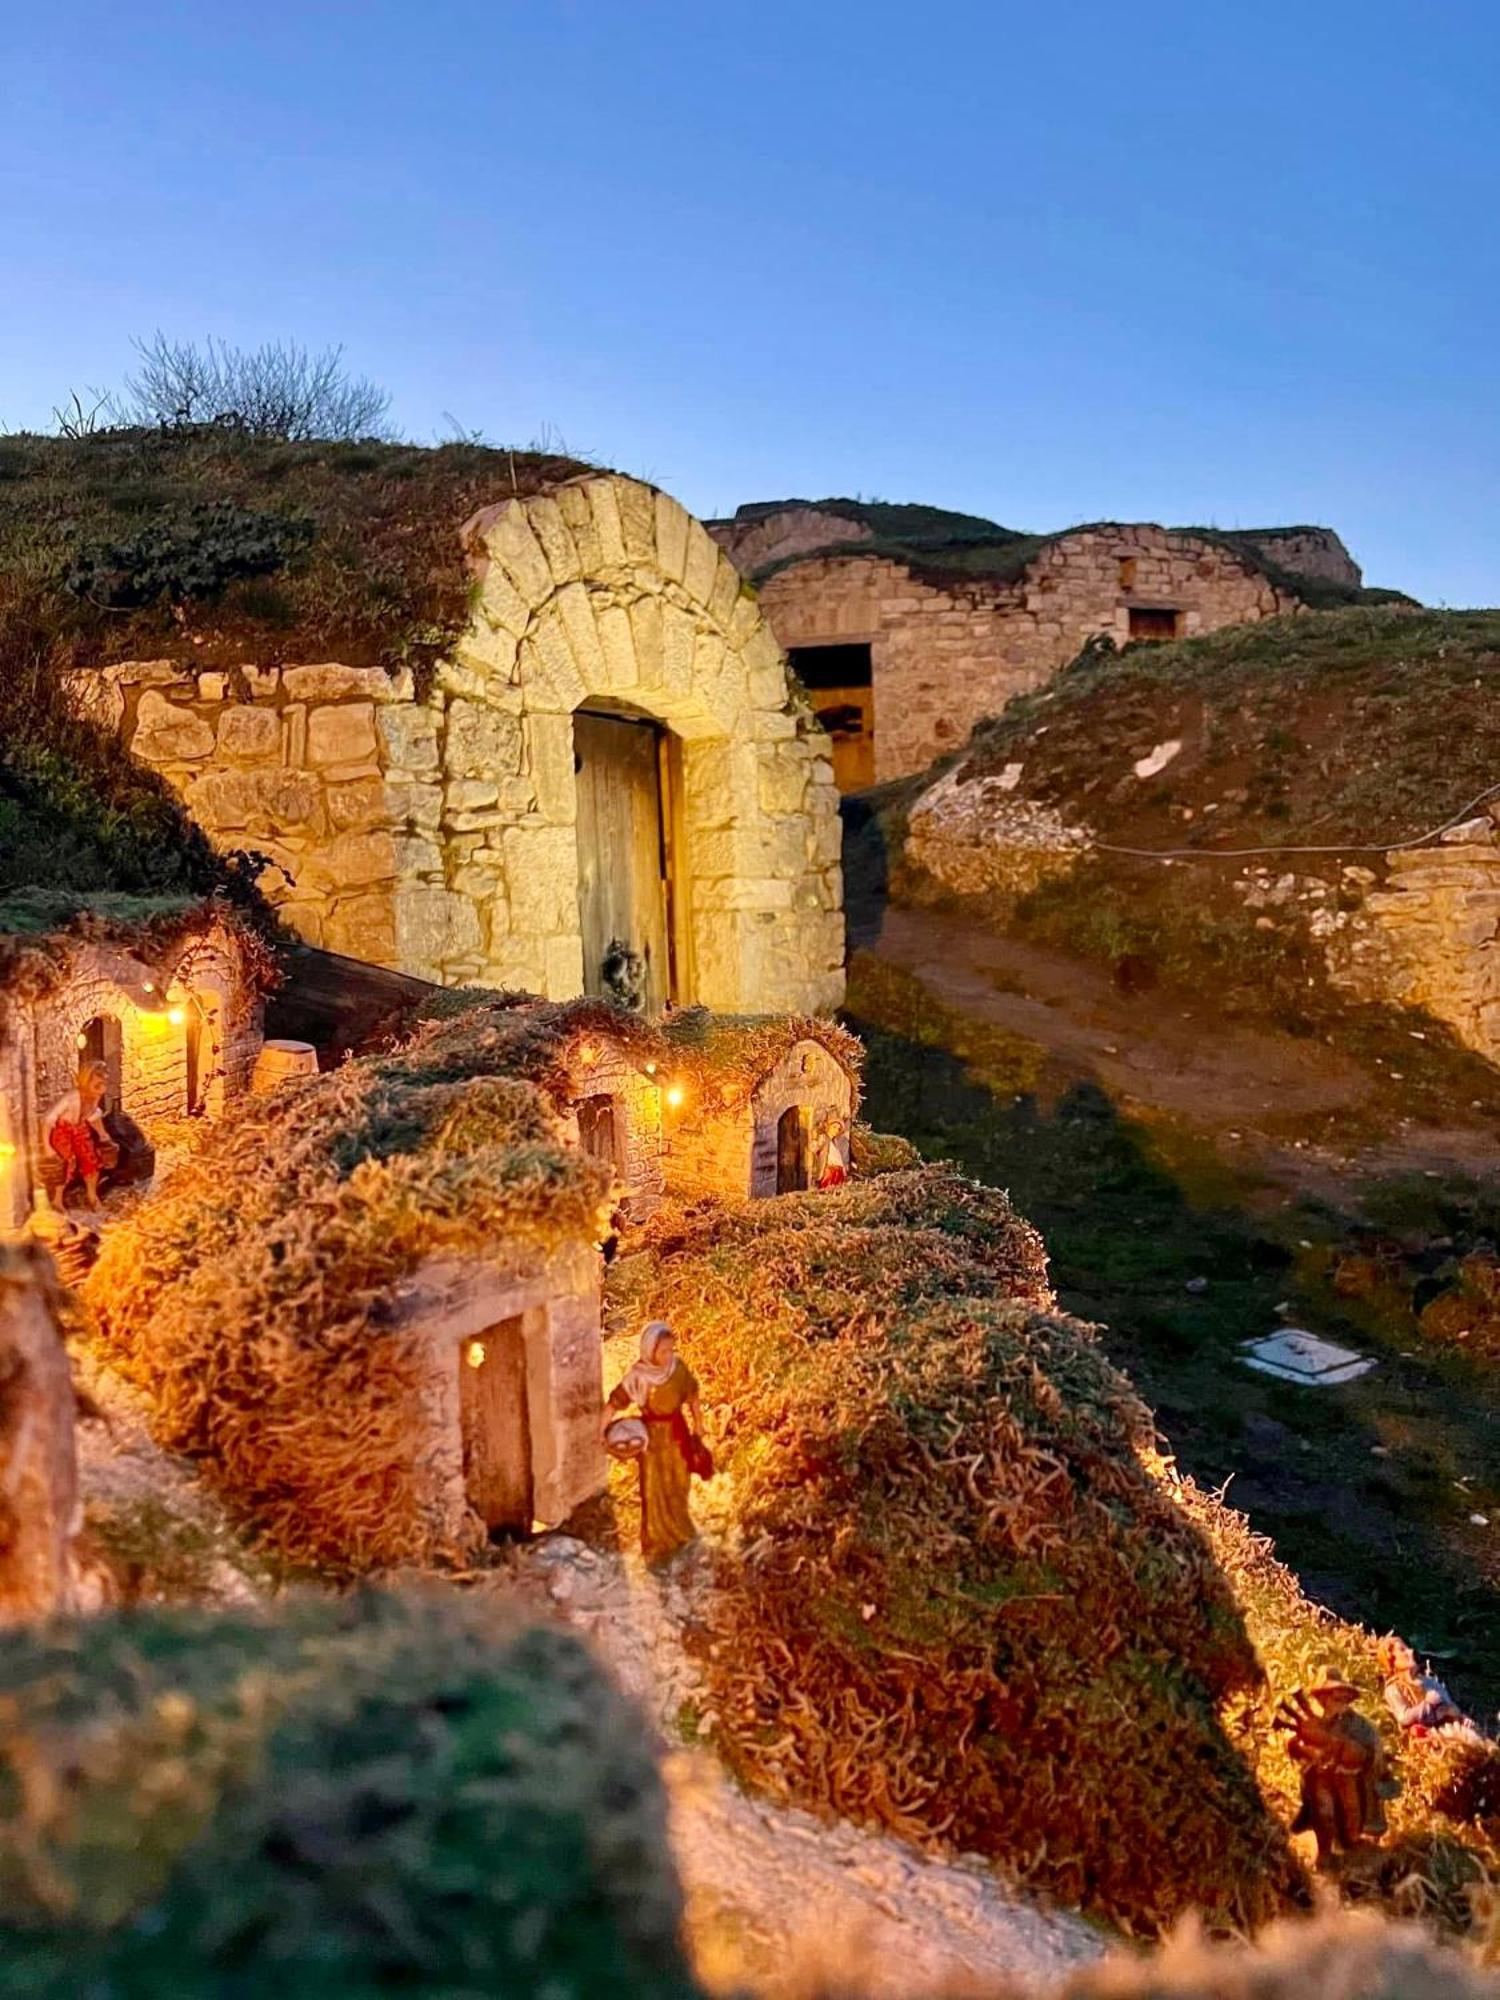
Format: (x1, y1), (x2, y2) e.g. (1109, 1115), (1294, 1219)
(78, 1015), (123, 1105)
(1128, 606), (1181, 642)
(459, 1315), (532, 1537)
(789, 644), (875, 793)
(577, 1092), (624, 1177)
(775, 1104), (812, 1194)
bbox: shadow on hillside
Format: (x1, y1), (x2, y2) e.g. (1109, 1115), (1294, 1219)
(839, 794), (891, 953)
(849, 1017), (1500, 1722)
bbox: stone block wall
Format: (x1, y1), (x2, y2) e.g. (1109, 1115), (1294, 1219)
(393, 1246), (605, 1545)
(754, 525), (1296, 783)
(1327, 838), (1500, 1063)
(84, 476), (845, 1015)
(560, 1039), (665, 1218)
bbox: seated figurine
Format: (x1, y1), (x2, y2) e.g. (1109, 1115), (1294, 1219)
(38, 1063), (154, 1213)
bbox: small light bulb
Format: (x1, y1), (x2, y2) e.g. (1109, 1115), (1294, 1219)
(142, 981), (154, 993)
(644, 1061), (657, 1075)
(665, 1083), (684, 1109)
(167, 1007), (185, 1026)
(465, 1340), (487, 1370)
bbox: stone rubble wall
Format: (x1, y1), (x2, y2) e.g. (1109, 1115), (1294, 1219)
(707, 505), (872, 575)
(904, 765), (1093, 902)
(1239, 528), (1362, 591)
(85, 476), (845, 1015)
(561, 1041), (665, 1218)
(754, 525), (1295, 783)
(1326, 835), (1500, 1063)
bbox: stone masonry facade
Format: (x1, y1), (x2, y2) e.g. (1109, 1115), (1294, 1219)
(741, 524), (1297, 784)
(82, 476), (845, 1015)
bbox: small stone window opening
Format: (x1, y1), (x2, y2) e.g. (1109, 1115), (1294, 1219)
(1118, 556), (1137, 591)
(1128, 607), (1181, 643)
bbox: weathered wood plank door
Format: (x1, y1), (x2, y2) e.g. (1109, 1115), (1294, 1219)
(776, 1105), (812, 1193)
(459, 1315), (531, 1534)
(574, 711), (672, 1013)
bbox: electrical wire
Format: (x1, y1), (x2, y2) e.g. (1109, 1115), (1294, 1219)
(1090, 780), (1500, 863)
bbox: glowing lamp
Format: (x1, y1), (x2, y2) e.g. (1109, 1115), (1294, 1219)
(465, 1340), (487, 1370)
(643, 1061), (657, 1075)
(141, 981), (154, 994)
(76, 1033), (89, 1050)
(577, 1040), (598, 1067)
(665, 1082), (684, 1110)
(167, 1007), (186, 1026)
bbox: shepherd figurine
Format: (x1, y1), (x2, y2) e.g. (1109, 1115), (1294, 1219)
(1274, 1677), (1390, 1865)
(602, 1321), (711, 1567)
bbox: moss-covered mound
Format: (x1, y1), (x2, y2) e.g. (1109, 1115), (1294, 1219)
(0, 430), (592, 901)
(658, 1006), (864, 1110)
(85, 1036), (612, 1567)
(617, 1166), (1294, 1933)
(0, 1590), (691, 1998)
(954, 607), (1500, 857)
(614, 1166), (1500, 1937)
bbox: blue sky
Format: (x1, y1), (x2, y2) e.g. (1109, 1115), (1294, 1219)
(4, 1), (1497, 604)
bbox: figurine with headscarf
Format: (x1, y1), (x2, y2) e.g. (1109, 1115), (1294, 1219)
(603, 1321), (708, 1565)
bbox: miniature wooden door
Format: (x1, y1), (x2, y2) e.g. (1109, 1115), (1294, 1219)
(459, 1315), (532, 1535)
(573, 710), (673, 1013)
(776, 1105), (812, 1193)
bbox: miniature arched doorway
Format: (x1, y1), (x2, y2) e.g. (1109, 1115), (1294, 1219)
(576, 1092), (624, 1178)
(77, 1015), (124, 1105)
(573, 707), (682, 1014)
(776, 1104), (812, 1193)
(459, 1316), (532, 1537)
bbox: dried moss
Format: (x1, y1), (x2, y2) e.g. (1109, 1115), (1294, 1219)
(613, 1166), (1500, 1939)
(85, 1039), (612, 1568)
(0, 1591), (692, 1997)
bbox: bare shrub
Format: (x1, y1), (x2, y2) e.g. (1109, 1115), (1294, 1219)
(114, 333), (394, 441)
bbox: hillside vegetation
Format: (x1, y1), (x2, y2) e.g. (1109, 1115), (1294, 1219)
(613, 1167), (1500, 1939)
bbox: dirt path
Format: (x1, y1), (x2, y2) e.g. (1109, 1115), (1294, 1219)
(861, 899), (1496, 1197)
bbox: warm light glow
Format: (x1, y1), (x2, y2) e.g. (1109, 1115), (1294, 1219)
(465, 1340), (487, 1369)
(644, 1060), (657, 1075)
(665, 1082), (685, 1109)
(142, 981), (154, 993)
(578, 1040), (598, 1066)
(0, 1143), (15, 1161)
(167, 1007), (186, 1026)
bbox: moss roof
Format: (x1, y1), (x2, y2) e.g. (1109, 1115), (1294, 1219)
(0, 892), (276, 1006)
(730, 496), (1406, 608)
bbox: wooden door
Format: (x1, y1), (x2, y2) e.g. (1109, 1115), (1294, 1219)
(776, 1105), (811, 1193)
(458, 1315), (532, 1534)
(574, 711), (672, 1013)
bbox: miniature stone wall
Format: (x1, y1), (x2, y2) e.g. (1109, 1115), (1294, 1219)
(0, 918), (264, 1227)
(0, 1242), (77, 1621)
(391, 1246), (605, 1543)
(662, 1038), (855, 1201)
(83, 475), (845, 1014)
(561, 1040), (664, 1218)
(753, 526), (1295, 783)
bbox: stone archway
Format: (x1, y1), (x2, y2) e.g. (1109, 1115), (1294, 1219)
(396, 474), (846, 1012)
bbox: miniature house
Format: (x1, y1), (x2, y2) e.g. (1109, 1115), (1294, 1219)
(0, 904), (266, 1231)
(661, 1026), (858, 1202)
(382, 1245), (606, 1544)
(558, 1028), (665, 1219)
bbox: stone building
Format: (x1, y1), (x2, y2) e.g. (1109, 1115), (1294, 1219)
(708, 500), (1370, 788)
(0, 901), (268, 1232)
(380, 1244), (606, 1544)
(660, 1018), (860, 1202)
(78, 474), (844, 1015)
(559, 1025), (665, 1220)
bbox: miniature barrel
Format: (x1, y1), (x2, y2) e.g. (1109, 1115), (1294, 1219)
(250, 1039), (319, 1095)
